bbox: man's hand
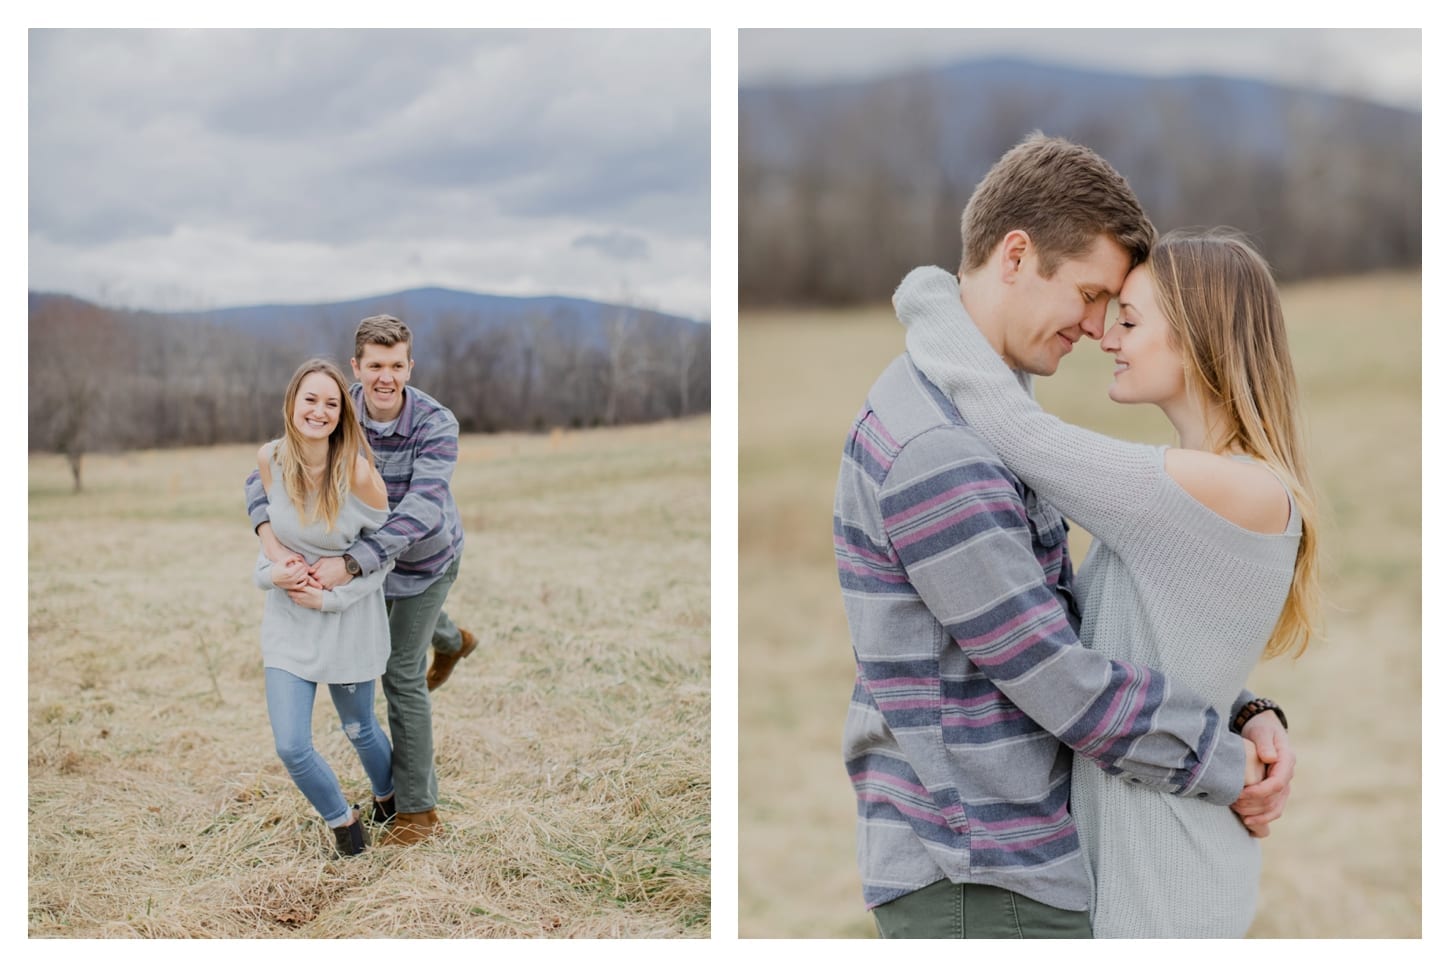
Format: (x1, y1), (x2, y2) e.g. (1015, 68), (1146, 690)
(270, 557), (314, 591)
(259, 524), (322, 587)
(286, 585), (325, 610)
(310, 556), (354, 590)
(1231, 712), (1296, 838)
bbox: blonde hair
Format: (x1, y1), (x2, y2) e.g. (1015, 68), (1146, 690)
(960, 132), (1156, 276)
(1148, 228), (1321, 659)
(277, 358), (373, 531)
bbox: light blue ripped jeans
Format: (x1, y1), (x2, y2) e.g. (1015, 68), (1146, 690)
(264, 667), (393, 828)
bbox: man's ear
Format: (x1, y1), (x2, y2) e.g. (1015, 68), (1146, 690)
(1000, 230), (1031, 283)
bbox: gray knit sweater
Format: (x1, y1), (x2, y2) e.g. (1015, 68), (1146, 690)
(896, 266), (1302, 937)
(252, 443), (394, 684)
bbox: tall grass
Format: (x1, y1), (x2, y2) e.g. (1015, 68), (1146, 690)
(739, 273), (1421, 938)
(29, 417), (710, 938)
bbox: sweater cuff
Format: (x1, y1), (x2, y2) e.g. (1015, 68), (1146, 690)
(253, 553), (276, 591)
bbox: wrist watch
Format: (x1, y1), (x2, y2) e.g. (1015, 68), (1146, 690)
(343, 554), (362, 577)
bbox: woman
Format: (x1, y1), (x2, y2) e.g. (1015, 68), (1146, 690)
(253, 358), (395, 856)
(895, 229), (1319, 937)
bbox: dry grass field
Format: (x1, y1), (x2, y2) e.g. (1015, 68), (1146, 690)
(739, 273), (1421, 938)
(29, 416), (709, 938)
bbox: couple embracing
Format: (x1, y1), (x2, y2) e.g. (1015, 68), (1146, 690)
(835, 134), (1319, 938)
(247, 315), (479, 856)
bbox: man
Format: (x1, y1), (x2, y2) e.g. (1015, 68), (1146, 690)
(833, 134), (1295, 937)
(247, 314), (477, 846)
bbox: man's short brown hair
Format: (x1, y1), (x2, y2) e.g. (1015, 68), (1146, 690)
(960, 132), (1156, 277)
(354, 314), (412, 361)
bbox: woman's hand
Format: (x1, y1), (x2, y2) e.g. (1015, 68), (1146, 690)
(1232, 713), (1296, 838)
(1241, 735), (1266, 788)
(286, 585), (325, 610)
(271, 556), (316, 591)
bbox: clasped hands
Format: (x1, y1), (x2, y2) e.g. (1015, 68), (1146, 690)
(269, 554), (354, 610)
(1232, 713), (1296, 839)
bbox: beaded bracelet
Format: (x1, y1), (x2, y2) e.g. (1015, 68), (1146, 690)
(1231, 697), (1289, 734)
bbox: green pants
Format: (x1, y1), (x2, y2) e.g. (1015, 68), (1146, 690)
(873, 878), (1092, 939)
(431, 606), (464, 655)
(382, 556), (461, 814)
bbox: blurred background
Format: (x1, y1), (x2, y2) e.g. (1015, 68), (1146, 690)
(738, 28), (1421, 938)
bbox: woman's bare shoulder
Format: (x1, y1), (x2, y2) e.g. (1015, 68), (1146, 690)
(1164, 448), (1290, 534)
(256, 440), (279, 488)
(352, 453), (388, 511)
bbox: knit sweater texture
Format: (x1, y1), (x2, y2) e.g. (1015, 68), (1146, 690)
(253, 442), (394, 684)
(896, 265), (1302, 937)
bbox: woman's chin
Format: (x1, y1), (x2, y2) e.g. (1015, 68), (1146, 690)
(1107, 383), (1144, 406)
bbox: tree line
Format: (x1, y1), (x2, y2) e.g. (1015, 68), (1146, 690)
(29, 294), (710, 491)
(740, 72), (1421, 306)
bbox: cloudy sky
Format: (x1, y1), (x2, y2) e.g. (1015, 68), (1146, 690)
(739, 28), (1422, 110)
(29, 29), (710, 319)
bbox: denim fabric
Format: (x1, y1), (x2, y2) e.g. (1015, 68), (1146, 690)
(265, 667), (394, 827)
(383, 555), (460, 813)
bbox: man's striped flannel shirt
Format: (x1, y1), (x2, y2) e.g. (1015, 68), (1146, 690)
(834, 355), (1242, 913)
(247, 383), (464, 600)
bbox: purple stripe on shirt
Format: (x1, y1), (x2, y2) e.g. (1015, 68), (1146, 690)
(951, 599), (1065, 651)
(890, 499), (1023, 550)
(1078, 667), (1151, 755)
(862, 412), (900, 450)
(882, 479), (1005, 530)
(970, 822), (1076, 853)
(855, 792), (953, 828)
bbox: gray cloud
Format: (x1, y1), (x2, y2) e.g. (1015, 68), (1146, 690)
(572, 230), (650, 262)
(27, 28), (710, 318)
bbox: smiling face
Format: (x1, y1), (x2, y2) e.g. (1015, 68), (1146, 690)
(1001, 233), (1132, 376)
(290, 370), (344, 442)
(1100, 263), (1187, 406)
(351, 340), (414, 422)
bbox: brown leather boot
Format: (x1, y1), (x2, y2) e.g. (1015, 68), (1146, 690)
(426, 628), (478, 691)
(380, 808), (441, 846)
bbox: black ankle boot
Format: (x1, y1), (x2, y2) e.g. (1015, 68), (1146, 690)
(372, 795), (396, 826)
(333, 806), (368, 856)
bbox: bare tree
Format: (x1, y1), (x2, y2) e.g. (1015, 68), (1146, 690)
(603, 306), (643, 425)
(673, 322), (710, 417)
(29, 297), (127, 491)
